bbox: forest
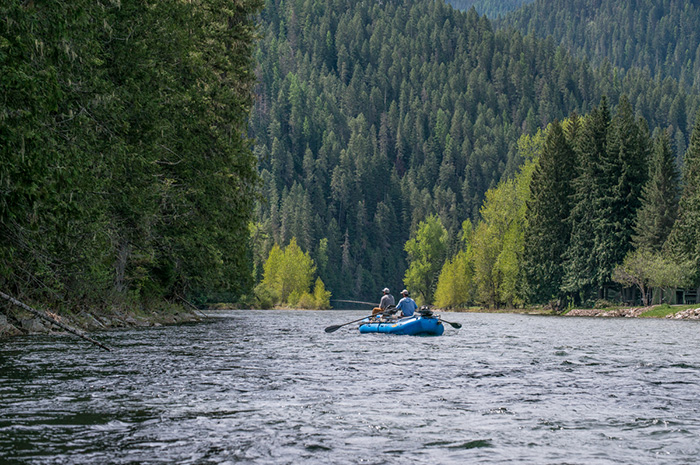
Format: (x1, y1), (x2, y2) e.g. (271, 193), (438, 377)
(3, 0), (700, 315)
(499, 0), (700, 88)
(249, 0), (700, 306)
(0, 0), (263, 311)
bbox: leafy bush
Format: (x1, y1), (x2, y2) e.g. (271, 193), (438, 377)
(254, 284), (278, 309)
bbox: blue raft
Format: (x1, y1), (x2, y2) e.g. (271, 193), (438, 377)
(358, 314), (445, 336)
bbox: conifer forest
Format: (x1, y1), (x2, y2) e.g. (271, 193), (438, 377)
(3, 0), (700, 314)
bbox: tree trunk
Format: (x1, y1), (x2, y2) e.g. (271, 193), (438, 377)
(0, 292), (111, 351)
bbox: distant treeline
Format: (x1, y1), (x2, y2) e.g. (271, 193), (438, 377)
(250, 0), (700, 303)
(1, 0), (263, 310)
(498, 0), (700, 88)
(446, 0), (535, 18)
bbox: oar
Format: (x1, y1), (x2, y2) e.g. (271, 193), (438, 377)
(325, 314), (373, 333)
(438, 318), (462, 329)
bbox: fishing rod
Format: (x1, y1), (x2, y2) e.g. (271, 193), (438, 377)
(330, 299), (377, 306)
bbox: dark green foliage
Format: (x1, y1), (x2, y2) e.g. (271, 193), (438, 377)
(633, 129), (680, 252)
(523, 119), (576, 304)
(563, 99), (612, 300)
(500, 0), (700, 89)
(252, 0), (700, 301)
(598, 96), (650, 280)
(563, 97), (652, 302)
(666, 112), (700, 282)
(0, 0), (263, 308)
(446, 0), (536, 17)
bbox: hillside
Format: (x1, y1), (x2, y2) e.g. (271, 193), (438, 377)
(250, 0), (700, 301)
(446, 0), (535, 17)
(498, 0), (700, 89)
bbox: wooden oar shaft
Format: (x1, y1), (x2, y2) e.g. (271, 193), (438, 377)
(0, 291), (112, 351)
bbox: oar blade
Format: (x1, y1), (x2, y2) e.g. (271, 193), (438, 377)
(325, 325), (342, 333)
(439, 319), (462, 329)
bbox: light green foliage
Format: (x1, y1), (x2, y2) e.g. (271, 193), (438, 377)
(647, 255), (695, 297)
(612, 249), (655, 306)
(404, 215), (448, 304)
(312, 278), (332, 309)
(434, 220), (476, 309)
(516, 128), (546, 162)
(472, 160), (535, 308)
(614, 249), (694, 306)
(434, 250), (473, 309)
(259, 238), (316, 305)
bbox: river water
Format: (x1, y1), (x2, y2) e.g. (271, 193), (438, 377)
(1, 310), (699, 464)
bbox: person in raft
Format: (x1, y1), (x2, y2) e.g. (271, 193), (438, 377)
(380, 288), (395, 310)
(373, 288), (395, 315)
(395, 289), (417, 317)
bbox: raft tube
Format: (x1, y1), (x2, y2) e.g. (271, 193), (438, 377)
(358, 315), (444, 336)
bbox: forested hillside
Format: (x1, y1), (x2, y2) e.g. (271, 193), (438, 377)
(446, 0), (535, 17)
(251, 0), (700, 302)
(498, 0), (700, 88)
(1, 0), (263, 310)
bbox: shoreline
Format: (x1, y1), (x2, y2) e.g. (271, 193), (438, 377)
(0, 302), (204, 339)
(4, 302), (699, 341)
(450, 304), (700, 320)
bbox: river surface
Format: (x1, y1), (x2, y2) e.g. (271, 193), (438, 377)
(1, 310), (700, 464)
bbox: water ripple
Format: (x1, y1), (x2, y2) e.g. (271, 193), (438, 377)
(1, 311), (700, 463)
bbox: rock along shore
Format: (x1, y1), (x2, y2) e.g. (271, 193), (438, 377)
(565, 306), (700, 319)
(0, 303), (203, 339)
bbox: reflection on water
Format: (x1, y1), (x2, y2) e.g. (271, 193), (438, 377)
(1, 310), (700, 464)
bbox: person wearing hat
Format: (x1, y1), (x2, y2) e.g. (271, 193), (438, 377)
(395, 289), (417, 317)
(379, 287), (395, 310)
(373, 287), (395, 315)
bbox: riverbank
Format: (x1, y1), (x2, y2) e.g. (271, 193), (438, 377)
(0, 300), (203, 338)
(455, 303), (700, 320)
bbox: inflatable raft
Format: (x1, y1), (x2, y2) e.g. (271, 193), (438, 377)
(358, 313), (445, 336)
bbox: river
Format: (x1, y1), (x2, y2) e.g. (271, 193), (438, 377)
(1, 310), (699, 464)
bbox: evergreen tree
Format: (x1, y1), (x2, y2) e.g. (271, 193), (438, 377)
(0, 0), (264, 308)
(251, 0), (700, 302)
(523, 120), (576, 304)
(633, 129), (680, 252)
(666, 112), (700, 282)
(595, 96), (649, 290)
(563, 98), (611, 302)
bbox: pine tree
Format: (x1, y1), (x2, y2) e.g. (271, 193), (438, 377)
(523, 120), (576, 304)
(563, 98), (611, 302)
(666, 112), (700, 281)
(594, 95), (649, 290)
(633, 130), (680, 252)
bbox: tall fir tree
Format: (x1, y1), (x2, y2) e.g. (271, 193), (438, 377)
(523, 120), (576, 304)
(666, 112), (700, 282)
(633, 130), (680, 253)
(563, 98), (611, 301)
(595, 95), (649, 290)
